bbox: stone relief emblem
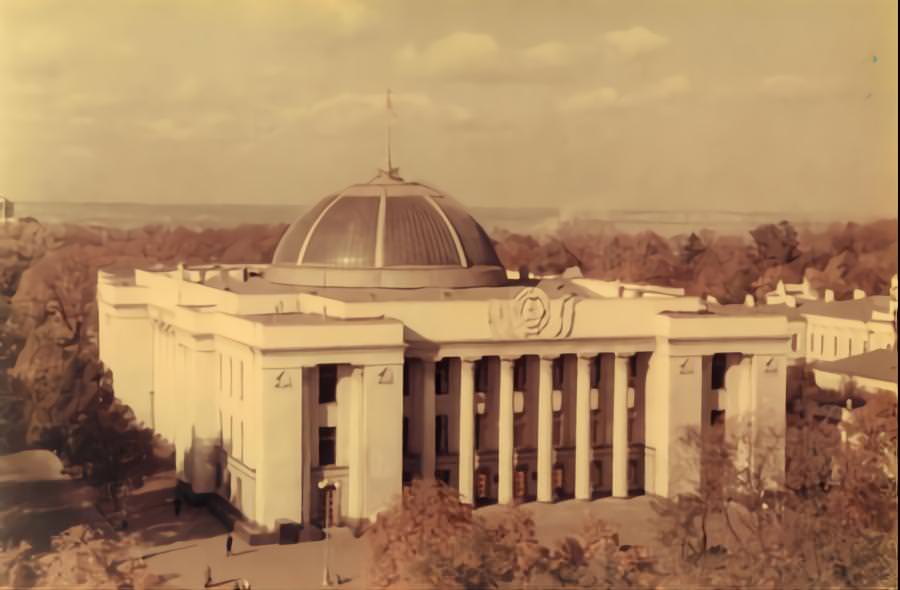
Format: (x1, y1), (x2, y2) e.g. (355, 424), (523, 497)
(274, 370), (293, 389)
(488, 287), (579, 340)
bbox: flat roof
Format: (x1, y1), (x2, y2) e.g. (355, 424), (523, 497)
(815, 348), (898, 383)
(712, 295), (891, 323)
(241, 313), (401, 327)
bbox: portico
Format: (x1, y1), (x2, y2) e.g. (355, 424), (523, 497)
(97, 166), (790, 537)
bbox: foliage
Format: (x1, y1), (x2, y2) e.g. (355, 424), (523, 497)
(652, 393), (898, 589)
(493, 218), (897, 303)
(0, 525), (161, 590)
(366, 479), (658, 589)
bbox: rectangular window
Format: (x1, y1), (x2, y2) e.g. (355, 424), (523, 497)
(514, 466), (528, 498)
(402, 360), (412, 397)
(435, 415), (449, 455)
(552, 358), (564, 390)
(513, 358), (527, 391)
(628, 409), (636, 442)
(594, 460), (604, 489)
(711, 354), (727, 390)
(820, 335), (824, 355)
(475, 414), (482, 451)
(848, 339), (853, 357)
(476, 470), (490, 498)
(513, 414), (526, 448)
(318, 427), (336, 466)
(319, 365), (338, 403)
(791, 334), (798, 352)
(475, 359), (489, 393)
(402, 417), (409, 454)
(590, 356), (602, 388)
(435, 359), (451, 395)
(628, 355), (637, 389)
(628, 460), (638, 486)
(552, 415), (563, 446)
(552, 464), (565, 492)
(591, 411), (602, 446)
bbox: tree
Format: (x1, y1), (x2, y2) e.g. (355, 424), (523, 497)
(652, 392), (898, 589)
(366, 478), (657, 589)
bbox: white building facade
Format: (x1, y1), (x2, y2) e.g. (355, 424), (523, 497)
(98, 169), (789, 533)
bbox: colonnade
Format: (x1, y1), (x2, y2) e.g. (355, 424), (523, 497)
(412, 353), (636, 504)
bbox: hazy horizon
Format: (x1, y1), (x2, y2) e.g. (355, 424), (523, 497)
(1, 0), (897, 217)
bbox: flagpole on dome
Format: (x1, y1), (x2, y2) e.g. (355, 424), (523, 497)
(384, 88), (399, 178)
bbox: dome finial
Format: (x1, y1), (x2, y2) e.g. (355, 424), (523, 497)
(380, 88), (400, 179)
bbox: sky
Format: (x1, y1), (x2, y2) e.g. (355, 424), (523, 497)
(0, 0), (897, 217)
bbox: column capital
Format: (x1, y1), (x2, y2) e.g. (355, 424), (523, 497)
(459, 355), (483, 364)
(576, 352), (598, 360)
(498, 355), (518, 364)
(615, 351), (636, 359)
(539, 354), (560, 362)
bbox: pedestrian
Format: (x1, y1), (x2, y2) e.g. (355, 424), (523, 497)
(174, 496), (182, 517)
(204, 564), (212, 588)
(226, 533), (233, 557)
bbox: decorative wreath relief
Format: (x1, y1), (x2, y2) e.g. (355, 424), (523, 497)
(515, 287), (551, 336)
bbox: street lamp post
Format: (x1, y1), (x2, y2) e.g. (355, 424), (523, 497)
(317, 479), (340, 587)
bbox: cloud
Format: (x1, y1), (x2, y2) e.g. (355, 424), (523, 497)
(559, 75), (691, 112)
(559, 87), (620, 112)
(522, 41), (573, 68)
(285, 92), (474, 136)
(233, 0), (375, 36)
(396, 32), (501, 80)
(603, 26), (669, 58)
(760, 75), (819, 99)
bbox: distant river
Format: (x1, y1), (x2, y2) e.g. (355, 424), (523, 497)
(13, 201), (872, 239)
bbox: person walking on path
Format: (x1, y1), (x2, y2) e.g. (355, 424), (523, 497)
(204, 565), (212, 588)
(226, 533), (234, 557)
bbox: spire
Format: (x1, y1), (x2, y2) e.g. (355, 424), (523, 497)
(381, 88), (400, 179)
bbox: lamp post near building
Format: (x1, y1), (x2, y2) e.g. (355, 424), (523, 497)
(317, 479), (340, 587)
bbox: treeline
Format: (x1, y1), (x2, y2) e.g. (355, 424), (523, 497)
(493, 218), (898, 303)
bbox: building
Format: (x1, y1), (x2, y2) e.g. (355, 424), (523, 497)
(0, 196), (14, 223)
(715, 274), (898, 398)
(97, 167), (789, 535)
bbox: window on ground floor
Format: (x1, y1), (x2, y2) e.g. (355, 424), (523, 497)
(476, 470), (490, 499)
(590, 355), (602, 388)
(591, 411), (603, 446)
(514, 466), (528, 498)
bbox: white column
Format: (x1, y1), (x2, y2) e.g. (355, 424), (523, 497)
(458, 358), (476, 505)
(574, 354), (593, 500)
(536, 356), (555, 502)
(420, 359), (436, 479)
(498, 357), (515, 505)
(612, 353), (631, 498)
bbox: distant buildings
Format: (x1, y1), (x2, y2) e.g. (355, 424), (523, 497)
(98, 167), (790, 536)
(715, 274), (898, 396)
(0, 196), (14, 223)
